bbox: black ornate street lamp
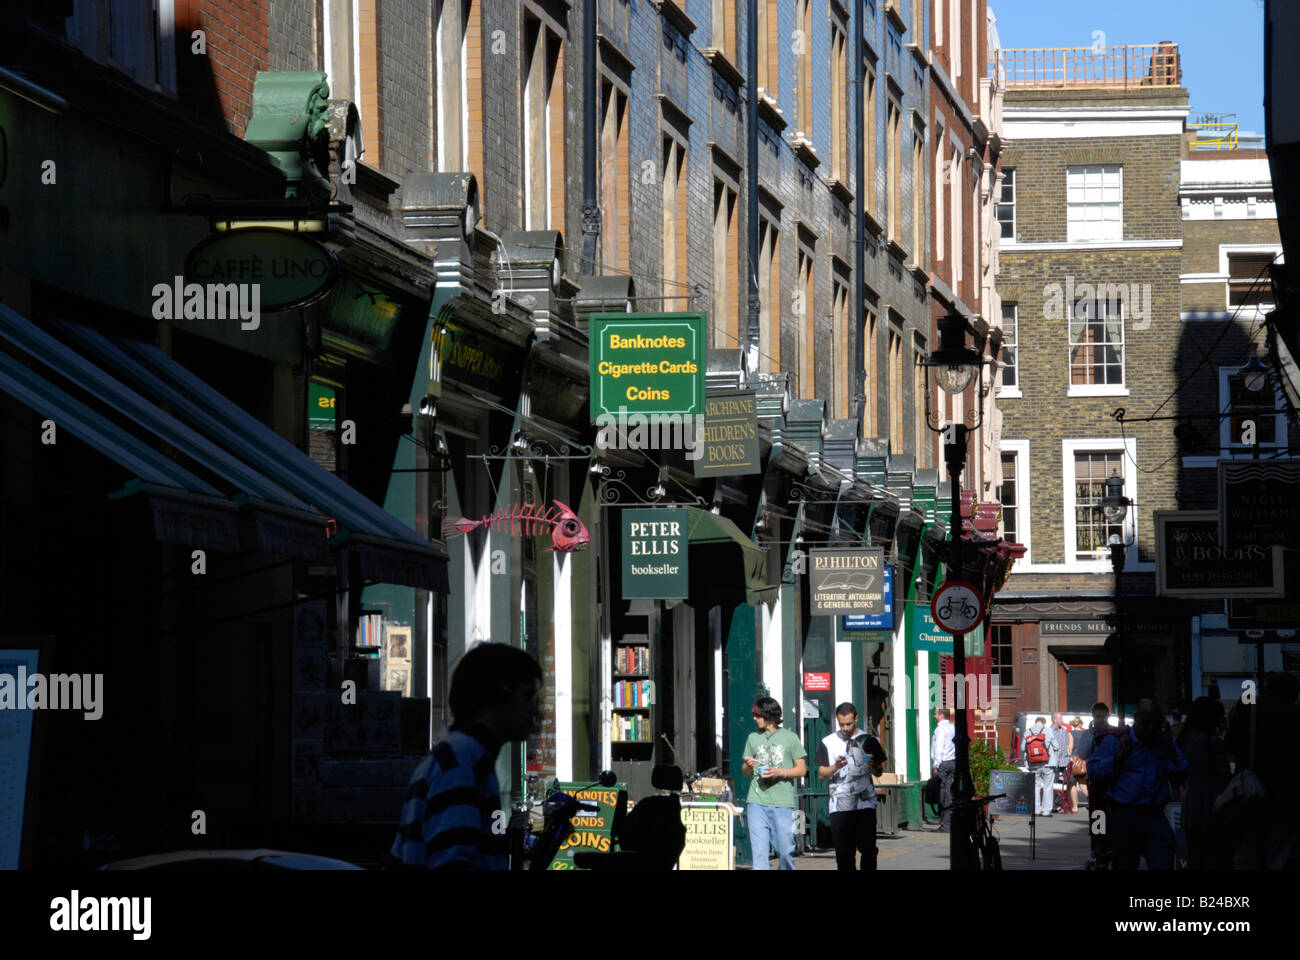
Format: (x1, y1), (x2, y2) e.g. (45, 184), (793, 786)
(922, 313), (993, 871)
(1101, 474), (1132, 725)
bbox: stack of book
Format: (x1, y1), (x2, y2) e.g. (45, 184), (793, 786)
(616, 645), (649, 674)
(613, 680), (653, 707)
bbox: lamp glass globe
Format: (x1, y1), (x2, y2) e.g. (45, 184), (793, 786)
(934, 363), (975, 394)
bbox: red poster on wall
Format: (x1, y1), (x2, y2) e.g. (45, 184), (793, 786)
(804, 672), (832, 691)
(939, 655), (996, 745)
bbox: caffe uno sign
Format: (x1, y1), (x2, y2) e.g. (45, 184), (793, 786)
(185, 228), (337, 311)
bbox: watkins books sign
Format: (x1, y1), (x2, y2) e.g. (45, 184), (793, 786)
(1155, 511), (1284, 598)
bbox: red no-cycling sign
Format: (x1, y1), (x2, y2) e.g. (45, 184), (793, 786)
(930, 581), (985, 636)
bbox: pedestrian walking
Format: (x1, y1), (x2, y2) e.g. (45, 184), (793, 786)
(1170, 708), (1186, 745)
(1069, 716), (1092, 811)
(1050, 712), (1073, 813)
(1087, 699), (1188, 870)
(741, 696), (808, 870)
(1225, 671), (1300, 869)
(1086, 701), (1117, 866)
(1177, 696), (1231, 870)
(816, 702), (887, 870)
(1024, 716), (1054, 816)
(384, 643), (542, 870)
(930, 708), (956, 832)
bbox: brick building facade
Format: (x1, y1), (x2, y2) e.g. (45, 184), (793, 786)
(989, 45), (1191, 742)
(1174, 146), (1297, 700)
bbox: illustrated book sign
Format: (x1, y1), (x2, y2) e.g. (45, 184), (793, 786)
(842, 566), (895, 631)
(809, 548), (886, 615)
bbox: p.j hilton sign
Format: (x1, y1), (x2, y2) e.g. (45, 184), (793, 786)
(809, 548), (886, 616)
(589, 313), (705, 420)
(621, 508), (689, 600)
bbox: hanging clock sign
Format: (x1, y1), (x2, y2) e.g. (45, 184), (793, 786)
(931, 581), (985, 636)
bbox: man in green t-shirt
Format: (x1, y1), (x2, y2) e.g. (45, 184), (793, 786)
(741, 696), (808, 870)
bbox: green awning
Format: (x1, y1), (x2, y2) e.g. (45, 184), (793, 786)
(683, 507), (778, 607)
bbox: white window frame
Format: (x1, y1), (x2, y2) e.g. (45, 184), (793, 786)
(997, 302), (1020, 398)
(434, 0), (471, 173)
(323, 0), (362, 107)
(1220, 244), (1282, 315)
(67, 0), (176, 94)
(996, 167), (1015, 242)
(999, 439), (1031, 563)
(1061, 438), (1138, 571)
(1216, 365), (1289, 456)
(1066, 164), (1123, 243)
(1067, 297), (1127, 398)
(522, 25), (551, 230)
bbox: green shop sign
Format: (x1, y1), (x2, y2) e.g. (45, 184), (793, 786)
(909, 601), (983, 654)
(548, 780), (624, 870)
(621, 508), (689, 599)
(308, 382), (336, 428)
(692, 389), (760, 478)
(589, 313), (705, 421)
(184, 227), (337, 312)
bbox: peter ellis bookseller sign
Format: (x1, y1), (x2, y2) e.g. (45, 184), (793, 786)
(621, 508), (689, 599)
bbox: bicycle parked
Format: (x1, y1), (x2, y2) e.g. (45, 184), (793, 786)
(936, 794), (1004, 870)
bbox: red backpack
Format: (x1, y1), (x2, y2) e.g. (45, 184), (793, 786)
(1026, 731), (1050, 765)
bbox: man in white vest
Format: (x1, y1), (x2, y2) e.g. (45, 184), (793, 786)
(816, 702), (887, 869)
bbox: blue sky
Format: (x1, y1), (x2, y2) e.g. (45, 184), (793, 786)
(988, 0), (1266, 136)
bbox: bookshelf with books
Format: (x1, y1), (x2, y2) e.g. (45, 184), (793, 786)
(612, 634), (654, 754)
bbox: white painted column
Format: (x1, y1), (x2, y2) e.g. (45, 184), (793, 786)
(891, 619), (908, 776)
(426, 591), (435, 745)
(554, 554), (573, 780)
(467, 530), (493, 647)
(917, 650), (932, 775)
(834, 629), (852, 710)
(714, 632), (724, 759)
(762, 597), (783, 701)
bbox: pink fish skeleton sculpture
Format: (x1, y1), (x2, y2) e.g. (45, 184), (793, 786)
(440, 500), (590, 553)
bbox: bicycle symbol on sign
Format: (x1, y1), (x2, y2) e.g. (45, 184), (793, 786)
(938, 596), (978, 622)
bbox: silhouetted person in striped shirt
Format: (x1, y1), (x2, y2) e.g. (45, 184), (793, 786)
(384, 643), (541, 869)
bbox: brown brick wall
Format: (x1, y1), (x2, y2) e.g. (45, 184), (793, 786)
(998, 243), (1183, 567)
(1181, 218), (1280, 311)
(1000, 135), (1185, 243)
(177, 0), (271, 137)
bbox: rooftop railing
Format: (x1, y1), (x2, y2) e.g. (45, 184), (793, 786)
(990, 43), (1180, 90)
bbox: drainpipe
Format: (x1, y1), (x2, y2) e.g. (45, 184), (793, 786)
(582, 0), (600, 275)
(746, 0), (760, 376)
(855, 6), (867, 436)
